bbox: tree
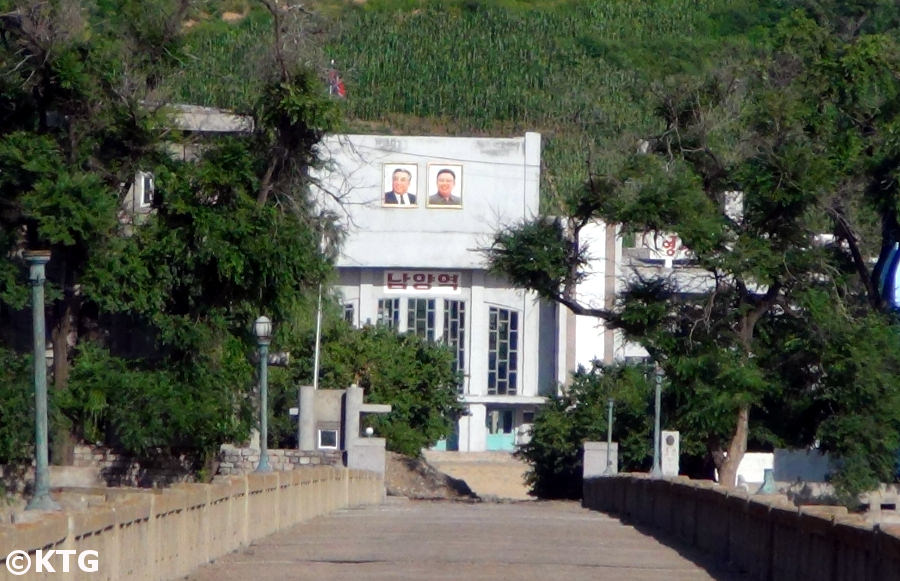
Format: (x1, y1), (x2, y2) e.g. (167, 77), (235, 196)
(518, 362), (653, 499)
(0, 1), (340, 466)
(0, 346), (33, 465)
(489, 7), (900, 495)
(319, 324), (464, 457)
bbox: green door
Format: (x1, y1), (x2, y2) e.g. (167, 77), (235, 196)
(486, 409), (515, 451)
(433, 428), (459, 451)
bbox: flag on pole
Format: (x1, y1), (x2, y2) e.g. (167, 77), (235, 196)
(328, 60), (346, 98)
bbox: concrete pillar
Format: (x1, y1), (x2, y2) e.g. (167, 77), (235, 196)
(466, 404), (487, 452)
(583, 441), (618, 477)
(522, 288), (541, 397)
(344, 385), (363, 450)
(661, 430), (680, 477)
(299, 385), (316, 451)
(468, 271), (487, 397)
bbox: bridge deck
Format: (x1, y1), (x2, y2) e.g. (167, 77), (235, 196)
(186, 499), (747, 581)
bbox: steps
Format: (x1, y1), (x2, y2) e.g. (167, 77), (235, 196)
(422, 451), (533, 500)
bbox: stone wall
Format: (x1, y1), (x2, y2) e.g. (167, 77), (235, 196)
(72, 445), (198, 488)
(216, 444), (342, 475)
(70, 444), (345, 486)
(583, 474), (900, 581)
(0, 468), (383, 581)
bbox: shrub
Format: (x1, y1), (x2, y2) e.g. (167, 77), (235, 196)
(518, 362), (653, 499)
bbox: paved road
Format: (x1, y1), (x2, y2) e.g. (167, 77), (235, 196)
(186, 499), (747, 581)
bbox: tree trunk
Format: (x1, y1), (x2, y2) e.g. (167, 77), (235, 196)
(717, 404), (750, 488)
(49, 297), (77, 466)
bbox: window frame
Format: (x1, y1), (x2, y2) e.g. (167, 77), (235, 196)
(377, 298), (400, 329)
(318, 429), (339, 450)
(487, 306), (519, 396)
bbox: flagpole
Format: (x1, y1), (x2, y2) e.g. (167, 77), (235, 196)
(312, 229), (326, 390)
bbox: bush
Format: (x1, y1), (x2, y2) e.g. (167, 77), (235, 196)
(0, 347), (33, 465)
(518, 362), (654, 499)
(319, 324), (464, 457)
(59, 341), (252, 461)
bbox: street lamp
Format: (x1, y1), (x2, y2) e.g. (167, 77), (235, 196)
(300, 228), (327, 450)
(254, 315), (272, 473)
(650, 363), (663, 477)
(24, 250), (60, 511)
(311, 229), (327, 393)
(604, 398), (615, 475)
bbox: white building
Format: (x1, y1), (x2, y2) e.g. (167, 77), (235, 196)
(569, 225), (718, 368)
(569, 193), (742, 369)
(313, 132), (569, 452)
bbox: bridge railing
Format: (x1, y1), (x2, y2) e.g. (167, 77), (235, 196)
(583, 474), (900, 581)
(0, 467), (382, 581)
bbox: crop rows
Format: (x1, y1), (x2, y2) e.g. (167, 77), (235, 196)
(166, 0), (750, 207)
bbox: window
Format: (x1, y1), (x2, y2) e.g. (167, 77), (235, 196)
(138, 171), (154, 207)
(407, 298), (435, 341)
(488, 306), (519, 395)
(486, 409), (514, 434)
(318, 429), (338, 449)
(343, 303), (355, 325)
(443, 299), (466, 392)
(377, 298), (400, 328)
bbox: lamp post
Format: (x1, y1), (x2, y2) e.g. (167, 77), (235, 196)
(300, 229), (327, 450)
(254, 316), (272, 473)
(650, 364), (663, 477)
(24, 250), (60, 511)
(311, 229), (326, 392)
(312, 281), (323, 391)
(604, 398), (615, 475)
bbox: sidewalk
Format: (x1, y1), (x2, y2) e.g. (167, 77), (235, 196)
(186, 499), (747, 581)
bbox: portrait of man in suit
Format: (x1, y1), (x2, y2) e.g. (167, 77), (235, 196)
(383, 165), (417, 207)
(427, 164), (463, 208)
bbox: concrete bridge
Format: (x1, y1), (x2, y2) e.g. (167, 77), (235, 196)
(4, 467), (900, 580)
(184, 499), (745, 581)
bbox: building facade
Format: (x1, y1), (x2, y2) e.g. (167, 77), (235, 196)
(314, 133), (569, 452)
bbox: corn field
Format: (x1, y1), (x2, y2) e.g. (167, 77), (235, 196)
(166, 0), (762, 207)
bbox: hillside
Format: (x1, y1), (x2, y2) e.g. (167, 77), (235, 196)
(168, 0), (785, 208)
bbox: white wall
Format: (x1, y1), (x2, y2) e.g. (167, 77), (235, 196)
(317, 133), (551, 452)
(336, 268), (545, 400)
(313, 133), (541, 269)
(573, 221), (618, 368)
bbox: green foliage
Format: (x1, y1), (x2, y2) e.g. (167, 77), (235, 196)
(156, 0), (787, 211)
(263, 364), (299, 449)
(324, 0), (752, 206)
(489, 218), (576, 301)
(258, 72), (342, 141)
(490, 3), (900, 498)
(0, 347), (33, 465)
(317, 325), (464, 456)
(22, 172), (117, 248)
(518, 363), (652, 499)
(762, 292), (900, 499)
(60, 341), (252, 458)
(164, 7), (280, 109)
(0, 1), (337, 470)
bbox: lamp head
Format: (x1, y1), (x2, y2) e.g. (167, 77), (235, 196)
(23, 250), (51, 265)
(254, 315), (272, 344)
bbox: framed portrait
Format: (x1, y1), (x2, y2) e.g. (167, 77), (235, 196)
(426, 164), (463, 208)
(381, 163), (419, 208)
